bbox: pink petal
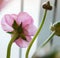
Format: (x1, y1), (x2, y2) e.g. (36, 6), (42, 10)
(17, 12), (33, 26)
(15, 36), (31, 48)
(24, 24), (37, 36)
(11, 14), (17, 21)
(1, 16), (14, 32)
(26, 36), (31, 42)
(4, 14), (14, 26)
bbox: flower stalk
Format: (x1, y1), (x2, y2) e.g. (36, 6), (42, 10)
(41, 31), (55, 48)
(6, 33), (18, 58)
(26, 1), (53, 58)
(25, 9), (47, 58)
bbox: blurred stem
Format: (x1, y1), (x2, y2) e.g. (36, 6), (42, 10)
(41, 31), (55, 47)
(26, 10), (47, 58)
(6, 33), (18, 58)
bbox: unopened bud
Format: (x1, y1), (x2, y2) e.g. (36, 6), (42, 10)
(42, 1), (52, 10)
(51, 22), (60, 36)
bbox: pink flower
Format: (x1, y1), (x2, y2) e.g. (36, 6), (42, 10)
(0, 0), (10, 11)
(1, 12), (37, 48)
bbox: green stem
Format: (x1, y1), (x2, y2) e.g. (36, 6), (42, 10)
(25, 10), (47, 58)
(41, 31), (55, 48)
(6, 33), (18, 58)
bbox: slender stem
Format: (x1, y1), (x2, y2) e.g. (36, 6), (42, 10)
(32, 32), (55, 57)
(25, 10), (47, 58)
(6, 33), (18, 58)
(41, 31), (55, 48)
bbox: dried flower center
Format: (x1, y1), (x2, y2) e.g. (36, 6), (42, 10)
(42, 1), (52, 10)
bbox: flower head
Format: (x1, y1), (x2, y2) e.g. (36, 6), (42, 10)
(51, 22), (60, 36)
(42, 1), (52, 10)
(1, 12), (37, 48)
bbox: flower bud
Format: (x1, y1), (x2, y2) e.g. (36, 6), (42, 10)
(42, 1), (52, 10)
(51, 22), (60, 36)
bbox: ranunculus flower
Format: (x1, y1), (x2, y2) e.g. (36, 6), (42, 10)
(1, 12), (37, 48)
(0, 0), (10, 11)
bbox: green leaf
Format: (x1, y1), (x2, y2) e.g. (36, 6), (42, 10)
(12, 20), (18, 30)
(17, 23), (23, 33)
(7, 32), (13, 34)
(20, 33), (27, 41)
